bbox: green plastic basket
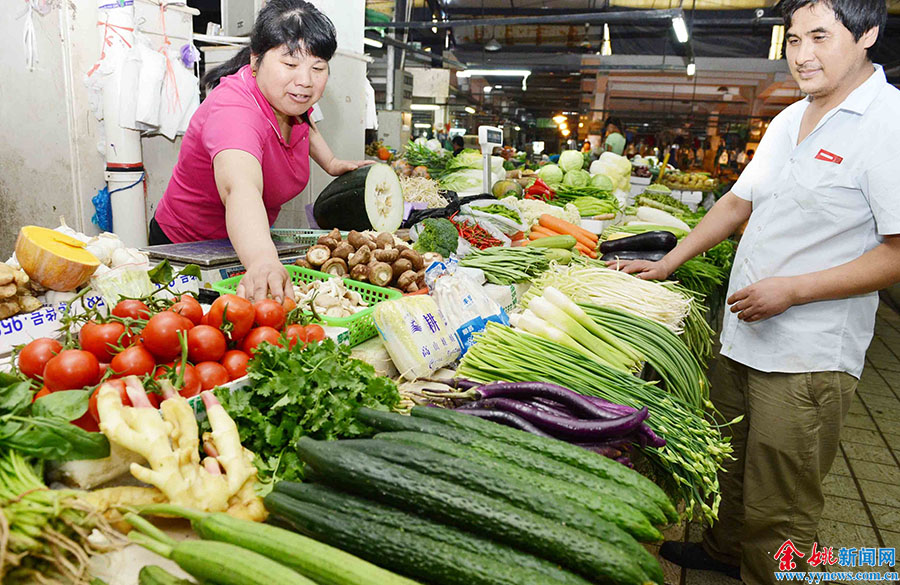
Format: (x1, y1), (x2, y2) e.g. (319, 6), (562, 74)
(211, 265), (402, 347)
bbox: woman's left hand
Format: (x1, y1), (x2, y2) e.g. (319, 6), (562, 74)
(329, 159), (375, 175)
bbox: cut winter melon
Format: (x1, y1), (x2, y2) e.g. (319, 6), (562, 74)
(314, 163), (404, 232)
(15, 226), (100, 291)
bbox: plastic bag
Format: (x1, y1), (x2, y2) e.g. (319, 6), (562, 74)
(373, 295), (461, 381)
(428, 261), (509, 354)
(461, 198), (527, 236)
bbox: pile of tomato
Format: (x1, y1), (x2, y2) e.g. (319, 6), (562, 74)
(17, 293), (325, 433)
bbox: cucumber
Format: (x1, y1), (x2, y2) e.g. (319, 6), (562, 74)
(411, 405), (677, 523)
(274, 482), (593, 585)
(265, 492), (585, 585)
(345, 439), (662, 582)
(543, 248), (573, 265)
(294, 437), (652, 585)
(138, 566), (195, 585)
(154, 539), (316, 585)
(139, 505), (420, 585)
(527, 235), (577, 249)
(356, 407), (670, 526)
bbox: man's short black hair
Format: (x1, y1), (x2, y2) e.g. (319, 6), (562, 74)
(777, 0), (886, 58)
(452, 135), (464, 148)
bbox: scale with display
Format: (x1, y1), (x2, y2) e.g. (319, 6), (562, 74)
(478, 125), (503, 194)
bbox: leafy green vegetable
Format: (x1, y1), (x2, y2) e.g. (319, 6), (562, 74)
(536, 163), (563, 185)
(210, 339), (400, 486)
(413, 218), (459, 257)
(0, 373), (109, 461)
(558, 150), (586, 173)
(402, 140), (452, 178)
(562, 169), (591, 188)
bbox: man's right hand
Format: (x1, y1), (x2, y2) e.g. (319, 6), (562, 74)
(606, 258), (673, 281)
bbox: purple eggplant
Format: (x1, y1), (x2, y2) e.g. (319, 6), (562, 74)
(453, 407), (555, 438)
(525, 397), (578, 419)
(580, 396), (666, 448)
(465, 397), (649, 440)
(461, 381), (634, 421)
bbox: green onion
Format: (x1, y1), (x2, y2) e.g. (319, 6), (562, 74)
(458, 322), (733, 523)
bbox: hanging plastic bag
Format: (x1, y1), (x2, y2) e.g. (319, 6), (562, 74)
(461, 198), (528, 236)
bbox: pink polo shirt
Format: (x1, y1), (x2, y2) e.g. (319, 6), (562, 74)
(155, 65), (311, 242)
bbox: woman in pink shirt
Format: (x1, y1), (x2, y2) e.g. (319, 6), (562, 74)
(152, 0), (368, 302)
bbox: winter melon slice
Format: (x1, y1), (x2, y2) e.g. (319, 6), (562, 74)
(314, 164), (403, 232)
(15, 226), (100, 291)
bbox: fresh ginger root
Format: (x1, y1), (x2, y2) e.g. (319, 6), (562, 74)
(92, 376), (266, 522)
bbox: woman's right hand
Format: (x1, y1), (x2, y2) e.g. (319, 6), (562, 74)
(606, 257), (673, 281)
(235, 257), (295, 303)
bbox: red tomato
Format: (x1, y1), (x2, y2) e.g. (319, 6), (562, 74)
(207, 294), (254, 341)
(154, 361), (201, 399)
(146, 391), (162, 408)
(304, 324), (326, 343)
(195, 361), (230, 390)
(282, 297), (297, 312)
(241, 326), (282, 356)
(110, 344), (156, 378)
(32, 386), (51, 402)
(284, 323), (307, 349)
(141, 311), (192, 360)
(18, 338), (62, 381)
(200, 312), (210, 326)
(253, 299), (286, 330)
(220, 350), (250, 380)
(112, 299), (151, 320)
(43, 350), (101, 391)
(89, 378), (129, 423)
(170, 299), (203, 325)
(71, 411), (100, 433)
(79, 321), (127, 363)
(187, 325), (227, 363)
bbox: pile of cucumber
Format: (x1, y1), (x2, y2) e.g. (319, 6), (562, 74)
(265, 407), (674, 585)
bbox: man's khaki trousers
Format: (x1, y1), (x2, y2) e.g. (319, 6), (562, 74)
(702, 356), (858, 584)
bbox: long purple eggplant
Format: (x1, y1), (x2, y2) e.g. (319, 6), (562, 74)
(453, 407), (555, 438)
(450, 381), (635, 421)
(464, 397), (649, 440)
(580, 396), (666, 448)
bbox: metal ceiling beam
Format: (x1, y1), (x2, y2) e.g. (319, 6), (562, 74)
(366, 9), (681, 30)
(376, 34), (467, 69)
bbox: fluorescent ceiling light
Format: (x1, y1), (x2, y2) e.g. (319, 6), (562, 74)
(768, 25), (785, 60)
(671, 15), (689, 44)
(483, 86), (493, 94)
(364, 37), (383, 49)
(514, 126), (521, 131)
(414, 123), (431, 129)
(456, 69), (531, 90)
(494, 85), (502, 89)
(464, 106), (476, 114)
(411, 104), (440, 111)
(686, 62), (696, 76)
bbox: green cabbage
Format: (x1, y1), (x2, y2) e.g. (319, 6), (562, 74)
(589, 173), (614, 191)
(558, 150), (586, 173)
(537, 163), (564, 185)
(562, 169), (591, 188)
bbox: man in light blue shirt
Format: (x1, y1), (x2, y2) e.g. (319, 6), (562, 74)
(616, 0), (900, 582)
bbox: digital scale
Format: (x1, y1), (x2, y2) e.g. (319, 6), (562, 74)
(478, 125), (503, 194)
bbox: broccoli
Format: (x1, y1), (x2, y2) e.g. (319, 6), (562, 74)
(413, 218), (459, 257)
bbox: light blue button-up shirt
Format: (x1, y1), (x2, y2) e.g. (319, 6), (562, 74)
(720, 64), (900, 378)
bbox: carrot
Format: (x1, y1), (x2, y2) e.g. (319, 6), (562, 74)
(570, 231), (599, 251)
(511, 239), (528, 247)
(529, 225), (562, 239)
(539, 214), (598, 243)
(574, 242), (598, 259)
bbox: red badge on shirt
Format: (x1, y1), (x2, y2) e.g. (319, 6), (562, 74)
(814, 149), (843, 164)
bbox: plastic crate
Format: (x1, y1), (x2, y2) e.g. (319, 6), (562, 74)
(269, 228), (346, 247)
(211, 265), (402, 347)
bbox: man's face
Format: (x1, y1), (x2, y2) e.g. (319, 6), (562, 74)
(785, 2), (877, 100)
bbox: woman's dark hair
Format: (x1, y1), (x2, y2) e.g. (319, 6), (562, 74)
(202, 0), (338, 90)
(777, 0), (886, 58)
(603, 117), (623, 135)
